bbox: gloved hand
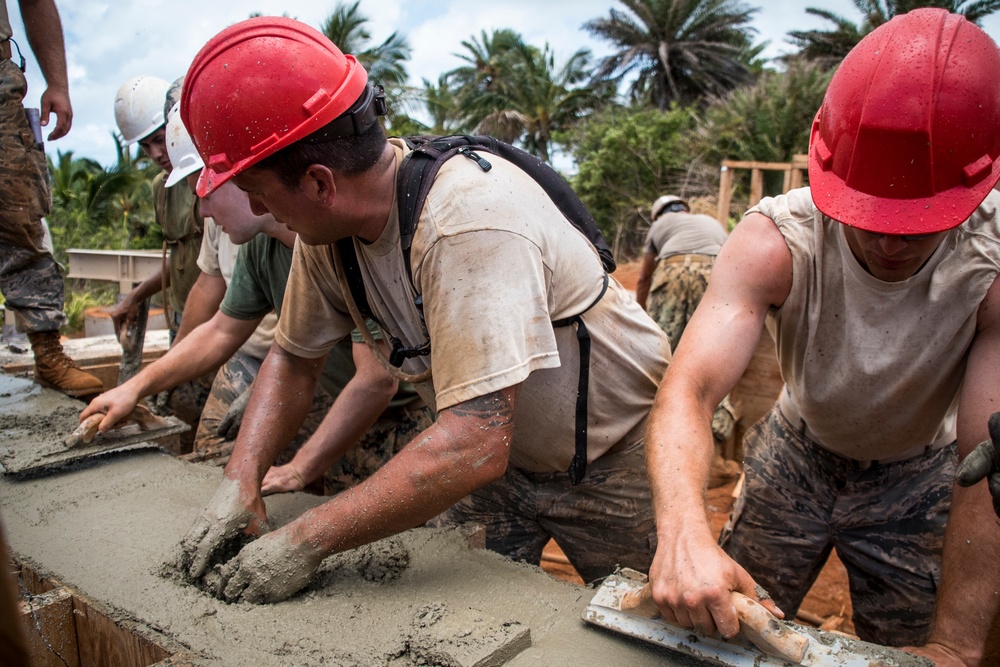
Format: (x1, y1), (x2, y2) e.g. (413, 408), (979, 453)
(217, 529), (324, 603)
(261, 463), (307, 496)
(178, 476), (271, 581)
(147, 389), (173, 417)
(217, 386), (252, 441)
(957, 412), (1000, 517)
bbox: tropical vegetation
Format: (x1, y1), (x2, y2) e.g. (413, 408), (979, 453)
(36, 0), (1000, 326)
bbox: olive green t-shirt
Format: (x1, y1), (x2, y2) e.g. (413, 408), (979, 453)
(222, 232), (418, 406)
(153, 173), (203, 315)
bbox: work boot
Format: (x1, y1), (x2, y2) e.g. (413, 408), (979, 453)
(27, 331), (104, 398)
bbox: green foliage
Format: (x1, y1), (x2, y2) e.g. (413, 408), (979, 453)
(569, 104), (698, 258)
(45, 137), (161, 266)
(788, 0), (1000, 66)
(585, 0), (761, 109)
(62, 282), (118, 335)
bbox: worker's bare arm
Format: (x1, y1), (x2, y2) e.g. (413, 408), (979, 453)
(914, 273), (1000, 667)
(645, 212), (792, 638)
(179, 342), (327, 579)
(18, 0), (71, 139)
(221, 385), (518, 603)
(634, 250), (658, 309)
(173, 271), (227, 344)
(81, 311), (260, 432)
(261, 340), (398, 495)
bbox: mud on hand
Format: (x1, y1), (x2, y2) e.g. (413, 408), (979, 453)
(957, 411), (1000, 518)
(177, 476), (271, 581)
(217, 529), (324, 604)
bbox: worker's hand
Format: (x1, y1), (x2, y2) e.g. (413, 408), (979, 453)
(217, 386), (252, 441)
(647, 527), (781, 639)
(79, 384), (142, 434)
(109, 295), (138, 338)
(901, 642), (966, 666)
(261, 462), (307, 496)
(39, 85), (72, 141)
(217, 528), (324, 603)
(956, 412), (1000, 517)
(178, 476), (270, 581)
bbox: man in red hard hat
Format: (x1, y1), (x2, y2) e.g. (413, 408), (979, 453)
(644, 8), (1000, 664)
(172, 17), (670, 603)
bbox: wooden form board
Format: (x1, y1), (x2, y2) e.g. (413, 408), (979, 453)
(17, 572), (172, 667)
(716, 155), (808, 226)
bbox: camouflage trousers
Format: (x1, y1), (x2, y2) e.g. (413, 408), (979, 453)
(0, 241), (65, 333)
(429, 438), (656, 584)
(720, 406), (955, 646)
(645, 256), (713, 352)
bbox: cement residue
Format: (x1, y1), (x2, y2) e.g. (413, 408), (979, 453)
(0, 446), (706, 666)
(796, 624), (933, 666)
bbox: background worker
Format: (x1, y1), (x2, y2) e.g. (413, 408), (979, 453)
(109, 75), (204, 341)
(0, 0), (102, 397)
(174, 16), (670, 604)
(81, 109), (431, 496)
(635, 194), (737, 487)
(643, 9), (1000, 665)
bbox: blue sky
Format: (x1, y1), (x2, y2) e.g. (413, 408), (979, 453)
(11, 0), (1000, 167)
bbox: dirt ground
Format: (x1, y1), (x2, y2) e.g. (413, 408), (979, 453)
(536, 260), (855, 633)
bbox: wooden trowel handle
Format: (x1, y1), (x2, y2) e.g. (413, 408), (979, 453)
(732, 592), (809, 663)
(620, 586), (809, 664)
(619, 584), (660, 618)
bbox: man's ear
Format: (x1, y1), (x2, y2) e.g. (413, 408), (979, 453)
(300, 164), (337, 207)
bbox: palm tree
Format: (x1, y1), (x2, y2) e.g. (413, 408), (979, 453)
(320, 1), (413, 126)
(584, 0), (760, 109)
(788, 0), (1000, 66)
(447, 29), (527, 102)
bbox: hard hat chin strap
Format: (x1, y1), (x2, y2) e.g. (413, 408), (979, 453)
(303, 84), (387, 144)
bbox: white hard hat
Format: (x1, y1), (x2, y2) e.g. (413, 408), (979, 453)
(114, 75), (170, 145)
(651, 195), (688, 219)
(164, 104), (204, 187)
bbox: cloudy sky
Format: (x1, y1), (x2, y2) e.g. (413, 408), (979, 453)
(11, 0), (1000, 167)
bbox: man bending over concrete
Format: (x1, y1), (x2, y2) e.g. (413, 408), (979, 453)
(172, 16), (669, 603)
(81, 114), (430, 497)
(643, 10), (1000, 665)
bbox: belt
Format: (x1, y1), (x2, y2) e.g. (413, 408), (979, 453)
(663, 253), (715, 265)
(777, 396), (952, 469)
(1, 40), (11, 61)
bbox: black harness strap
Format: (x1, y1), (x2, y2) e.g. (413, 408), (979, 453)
(552, 272), (610, 485)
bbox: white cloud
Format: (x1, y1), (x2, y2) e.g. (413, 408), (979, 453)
(9, 0), (1000, 166)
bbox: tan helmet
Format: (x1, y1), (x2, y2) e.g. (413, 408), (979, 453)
(114, 75), (170, 145)
(164, 103), (204, 187)
(651, 195), (688, 219)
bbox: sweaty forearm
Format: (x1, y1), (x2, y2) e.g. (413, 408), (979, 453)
(225, 348), (322, 487)
(286, 390), (514, 558)
(926, 482), (1000, 664)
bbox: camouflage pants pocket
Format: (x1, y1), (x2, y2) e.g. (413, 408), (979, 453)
(0, 241), (65, 332)
(0, 75), (51, 249)
(721, 405), (954, 646)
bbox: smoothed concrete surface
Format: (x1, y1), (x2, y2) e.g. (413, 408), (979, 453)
(1, 446), (699, 665)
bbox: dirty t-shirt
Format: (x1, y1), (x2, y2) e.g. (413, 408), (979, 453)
(153, 173), (203, 316)
(223, 232), (420, 408)
(197, 218), (276, 360)
(750, 187), (1000, 461)
(277, 139), (670, 473)
(643, 211), (727, 260)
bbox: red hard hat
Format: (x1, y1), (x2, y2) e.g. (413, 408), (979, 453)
(181, 17), (368, 196)
(808, 8), (1000, 234)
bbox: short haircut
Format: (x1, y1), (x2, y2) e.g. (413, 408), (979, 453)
(255, 120), (388, 190)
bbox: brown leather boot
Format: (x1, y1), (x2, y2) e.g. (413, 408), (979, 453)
(27, 331), (104, 398)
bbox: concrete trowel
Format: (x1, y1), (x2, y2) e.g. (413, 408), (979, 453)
(583, 569), (931, 667)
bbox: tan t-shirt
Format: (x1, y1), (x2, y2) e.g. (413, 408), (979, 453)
(278, 139), (670, 472)
(197, 218), (277, 360)
(643, 211), (727, 260)
(751, 187), (1000, 460)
